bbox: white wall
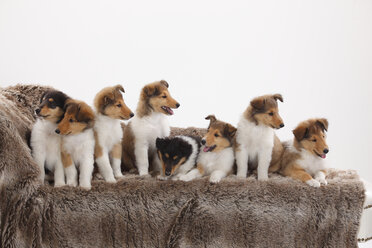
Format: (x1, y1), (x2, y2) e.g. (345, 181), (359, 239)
(0, 0), (371, 181)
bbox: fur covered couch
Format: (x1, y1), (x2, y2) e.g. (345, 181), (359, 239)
(0, 85), (365, 248)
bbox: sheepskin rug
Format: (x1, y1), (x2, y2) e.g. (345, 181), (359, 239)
(0, 85), (365, 248)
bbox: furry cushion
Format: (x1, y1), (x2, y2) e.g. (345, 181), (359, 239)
(0, 85), (365, 248)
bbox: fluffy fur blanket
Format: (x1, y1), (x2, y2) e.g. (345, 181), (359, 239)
(0, 85), (365, 248)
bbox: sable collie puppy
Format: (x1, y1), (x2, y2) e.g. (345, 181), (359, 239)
(122, 80), (180, 176)
(235, 94), (284, 180)
(180, 115), (236, 183)
(31, 90), (70, 187)
(155, 136), (201, 180)
(56, 99), (95, 189)
(273, 118), (329, 187)
(93, 85), (134, 182)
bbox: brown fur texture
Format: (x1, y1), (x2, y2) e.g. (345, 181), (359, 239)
(0, 85), (366, 248)
(56, 99), (95, 135)
(93, 84), (133, 120)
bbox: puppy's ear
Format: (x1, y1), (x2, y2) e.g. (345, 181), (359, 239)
(250, 98), (266, 111)
(273, 94), (283, 103)
(159, 80), (169, 88)
(76, 104), (95, 128)
(143, 85), (159, 97)
(156, 138), (164, 149)
(316, 118), (328, 132)
(205, 115), (217, 122)
(205, 115), (217, 128)
(115, 84), (125, 93)
(224, 123), (237, 139)
(293, 124), (309, 141)
(104, 92), (115, 105)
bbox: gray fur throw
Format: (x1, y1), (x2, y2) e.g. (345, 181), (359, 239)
(0, 85), (365, 248)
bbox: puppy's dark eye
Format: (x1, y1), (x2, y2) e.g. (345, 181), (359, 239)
(214, 133), (219, 137)
(117, 104), (122, 107)
(268, 112), (274, 116)
(312, 139), (317, 142)
(162, 95), (167, 98)
(69, 118), (74, 123)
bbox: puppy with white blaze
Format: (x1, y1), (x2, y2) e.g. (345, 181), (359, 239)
(93, 85), (134, 182)
(156, 136), (201, 180)
(180, 115), (236, 183)
(122, 80), (180, 176)
(31, 90), (70, 187)
(235, 94), (285, 181)
(55, 99), (95, 190)
(272, 118), (330, 187)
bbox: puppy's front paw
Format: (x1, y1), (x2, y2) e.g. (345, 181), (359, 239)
(257, 174), (269, 181)
(66, 180), (78, 187)
(106, 177), (117, 183)
(316, 178), (327, 185)
(209, 175), (222, 183)
(157, 175), (168, 181)
(306, 179), (321, 188)
(179, 175), (191, 182)
(54, 181), (65, 188)
(80, 182), (92, 190)
(237, 173), (247, 179)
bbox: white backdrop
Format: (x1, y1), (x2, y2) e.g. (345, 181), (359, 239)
(0, 0), (371, 182)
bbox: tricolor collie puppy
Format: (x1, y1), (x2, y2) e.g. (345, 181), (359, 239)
(274, 118), (329, 187)
(235, 94), (284, 180)
(56, 99), (95, 189)
(180, 115), (236, 183)
(155, 136), (201, 180)
(93, 85), (134, 183)
(122, 80), (180, 176)
(31, 90), (70, 187)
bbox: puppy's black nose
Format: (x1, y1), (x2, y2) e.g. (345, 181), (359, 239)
(176, 103), (180, 108)
(279, 123), (285, 128)
(201, 139), (206, 145)
(323, 148), (329, 154)
(55, 129), (60, 134)
(165, 171), (171, 176)
(35, 108), (41, 114)
(130, 113), (134, 118)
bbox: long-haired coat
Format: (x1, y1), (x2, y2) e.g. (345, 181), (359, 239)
(235, 94), (284, 180)
(93, 85), (133, 182)
(31, 90), (69, 187)
(180, 115), (236, 183)
(272, 118), (329, 187)
(122, 80), (180, 176)
(56, 99), (95, 189)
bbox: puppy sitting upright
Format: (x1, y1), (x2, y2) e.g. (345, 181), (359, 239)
(180, 115), (236, 183)
(273, 118), (329, 187)
(31, 90), (70, 187)
(156, 136), (201, 180)
(235, 94), (284, 180)
(122, 80), (180, 176)
(56, 99), (95, 189)
(93, 85), (134, 182)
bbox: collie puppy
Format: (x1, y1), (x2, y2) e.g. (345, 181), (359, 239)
(31, 90), (70, 187)
(93, 85), (134, 182)
(273, 118), (329, 187)
(180, 115), (236, 183)
(56, 99), (95, 189)
(122, 80), (180, 176)
(235, 94), (284, 180)
(155, 136), (201, 180)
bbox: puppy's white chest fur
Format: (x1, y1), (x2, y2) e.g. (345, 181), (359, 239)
(236, 117), (274, 158)
(296, 149), (326, 176)
(94, 114), (122, 150)
(198, 147), (234, 175)
(132, 112), (170, 148)
(31, 119), (62, 170)
(62, 129), (95, 164)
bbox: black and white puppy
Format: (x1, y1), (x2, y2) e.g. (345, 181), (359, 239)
(156, 136), (201, 180)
